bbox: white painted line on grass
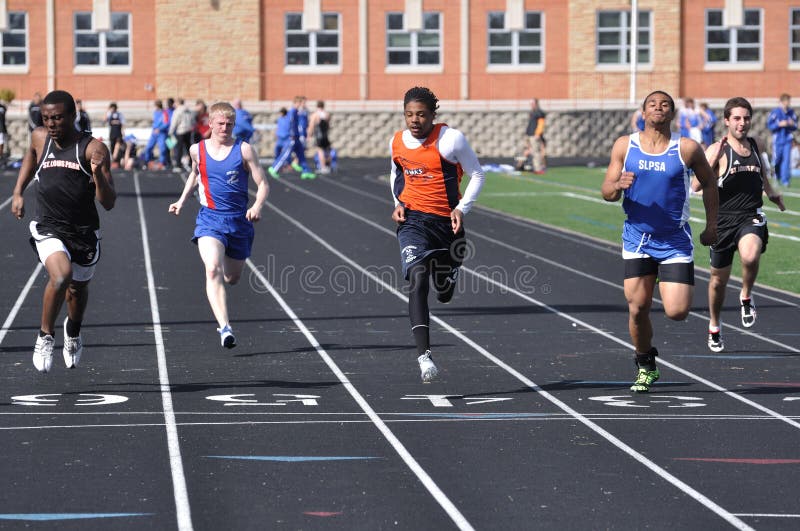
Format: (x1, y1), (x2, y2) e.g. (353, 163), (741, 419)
(134, 172), (193, 531)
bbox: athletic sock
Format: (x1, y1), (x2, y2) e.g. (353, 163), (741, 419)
(412, 325), (430, 356)
(39, 329), (52, 338)
(66, 318), (81, 337)
(634, 347), (658, 371)
(709, 325), (721, 333)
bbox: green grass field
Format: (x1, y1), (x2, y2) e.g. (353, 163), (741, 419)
(479, 166), (800, 295)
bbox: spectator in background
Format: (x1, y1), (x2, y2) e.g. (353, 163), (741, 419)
(268, 96), (314, 180)
(75, 99), (91, 133)
(791, 137), (800, 180)
(630, 108), (645, 132)
(273, 107), (290, 165)
(28, 92), (43, 133)
(121, 134), (140, 171)
(307, 100), (332, 174)
(699, 102), (716, 149)
(193, 100), (210, 144)
(143, 99), (170, 170)
(679, 98), (704, 145)
(168, 98), (195, 172)
(105, 102), (125, 165)
(232, 99), (255, 143)
(517, 98), (546, 174)
(767, 93), (798, 186)
(0, 96), (7, 162)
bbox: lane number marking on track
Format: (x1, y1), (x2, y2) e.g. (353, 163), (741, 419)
(205, 393), (320, 406)
(400, 395), (514, 408)
(588, 395), (706, 408)
(12, 394), (129, 406)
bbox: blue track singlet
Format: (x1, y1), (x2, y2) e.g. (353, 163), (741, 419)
(197, 139), (249, 215)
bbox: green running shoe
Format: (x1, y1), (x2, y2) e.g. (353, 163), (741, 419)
(630, 367), (660, 393)
(301, 171), (316, 180)
(291, 162), (303, 172)
(267, 166), (279, 179)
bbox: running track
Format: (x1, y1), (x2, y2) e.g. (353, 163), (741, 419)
(0, 159), (799, 530)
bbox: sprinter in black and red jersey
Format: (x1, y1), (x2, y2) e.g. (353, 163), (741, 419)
(389, 86), (485, 382)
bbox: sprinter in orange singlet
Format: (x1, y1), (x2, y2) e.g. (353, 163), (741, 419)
(390, 87), (485, 382)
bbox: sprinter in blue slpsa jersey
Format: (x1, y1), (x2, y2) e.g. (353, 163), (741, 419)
(602, 90), (719, 393)
(169, 101), (269, 349)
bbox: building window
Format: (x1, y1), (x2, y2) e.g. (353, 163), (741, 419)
(487, 11), (543, 66)
(386, 12), (441, 66)
(596, 10), (651, 65)
(1, 12), (27, 67)
(74, 12), (131, 67)
(285, 13), (340, 66)
(705, 8), (761, 64)
(791, 8), (800, 63)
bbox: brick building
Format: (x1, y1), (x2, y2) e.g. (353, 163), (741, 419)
(0, 1), (796, 158)
(0, 0), (797, 105)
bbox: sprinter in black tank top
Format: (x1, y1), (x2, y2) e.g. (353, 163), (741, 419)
(691, 97), (785, 353)
(11, 90), (116, 373)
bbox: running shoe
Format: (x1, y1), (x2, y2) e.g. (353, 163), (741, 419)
(740, 297), (756, 328)
(630, 367), (660, 393)
(267, 166), (279, 179)
(218, 325), (237, 349)
(435, 267), (459, 304)
(62, 317), (83, 369)
(300, 171), (316, 180)
(32, 334), (55, 373)
(291, 162), (304, 172)
(417, 350), (439, 383)
(707, 329), (724, 353)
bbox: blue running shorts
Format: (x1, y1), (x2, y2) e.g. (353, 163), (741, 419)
(192, 207), (254, 260)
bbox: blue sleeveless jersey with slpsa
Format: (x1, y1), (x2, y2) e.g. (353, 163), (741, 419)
(197, 139), (249, 215)
(622, 132), (691, 235)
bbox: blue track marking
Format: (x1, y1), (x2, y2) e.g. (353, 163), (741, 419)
(204, 456), (382, 462)
(0, 513), (153, 521)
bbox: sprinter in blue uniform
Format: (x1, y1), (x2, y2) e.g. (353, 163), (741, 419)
(169, 101), (269, 348)
(602, 90), (719, 392)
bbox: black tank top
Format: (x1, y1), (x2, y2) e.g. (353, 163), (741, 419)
(35, 132), (99, 235)
(718, 137), (763, 218)
(108, 111), (123, 137)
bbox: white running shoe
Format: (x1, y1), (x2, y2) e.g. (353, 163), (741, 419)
(218, 324), (237, 349)
(33, 334), (55, 373)
(417, 350), (439, 383)
(63, 317), (83, 369)
(740, 297), (756, 328)
(708, 329), (724, 353)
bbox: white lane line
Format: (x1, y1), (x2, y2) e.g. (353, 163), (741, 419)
(295, 178), (800, 426)
(265, 191), (753, 531)
(734, 513), (800, 518)
(0, 263), (42, 345)
(134, 172), (193, 531)
(0, 195), (12, 211)
(358, 174), (800, 306)
(328, 176), (800, 324)
(245, 258), (475, 531)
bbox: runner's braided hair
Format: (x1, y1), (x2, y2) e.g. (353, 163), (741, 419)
(404, 87), (439, 116)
